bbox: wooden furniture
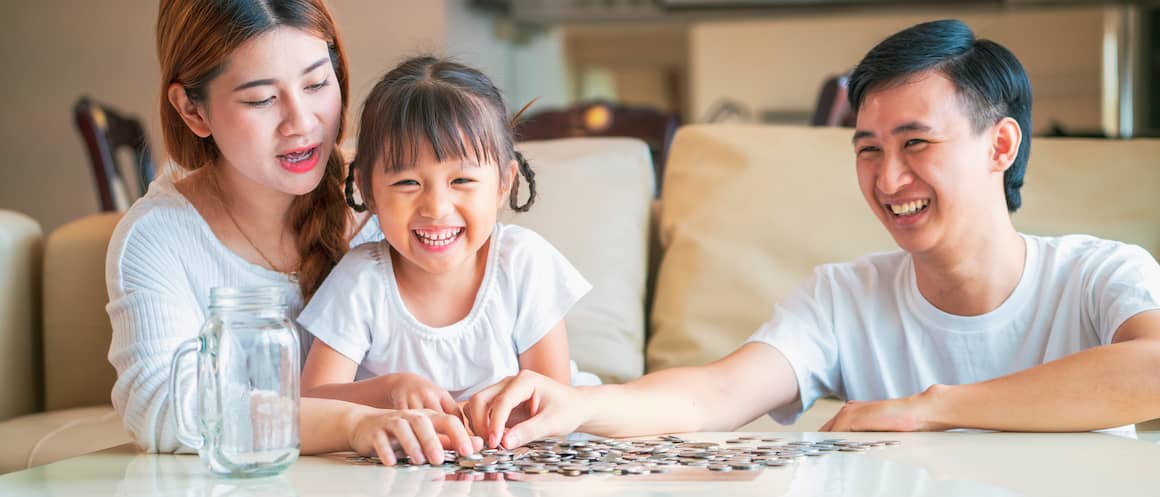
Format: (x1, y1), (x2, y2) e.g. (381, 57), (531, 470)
(73, 97), (155, 212)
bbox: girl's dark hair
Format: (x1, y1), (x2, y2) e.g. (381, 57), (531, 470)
(347, 56), (536, 213)
(157, 0), (352, 300)
(848, 19), (1032, 213)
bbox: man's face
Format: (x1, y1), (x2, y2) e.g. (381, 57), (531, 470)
(852, 71), (1008, 256)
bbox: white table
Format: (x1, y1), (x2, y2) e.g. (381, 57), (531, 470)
(3, 431), (1159, 497)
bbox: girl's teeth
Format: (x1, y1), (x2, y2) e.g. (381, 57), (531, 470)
(415, 229), (462, 246)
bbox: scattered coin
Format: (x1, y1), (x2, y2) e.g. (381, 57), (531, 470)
(353, 436), (899, 478)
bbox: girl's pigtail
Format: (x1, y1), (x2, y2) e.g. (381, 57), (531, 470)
(509, 150), (536, 212)
(344, 161), (367, 212)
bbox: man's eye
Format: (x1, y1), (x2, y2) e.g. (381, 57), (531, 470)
(905, 139), (928, 147)
(857, 146), (880, 155)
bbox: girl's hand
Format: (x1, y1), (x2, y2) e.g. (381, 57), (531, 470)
(377, 372), (460, 413)
(347, 407), (483, 465)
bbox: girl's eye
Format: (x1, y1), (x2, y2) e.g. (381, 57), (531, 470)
(391, 179), (419, 187)
(243, 97), (274, 107)
(451, 178), (474, 185)
(306, 79), (328, 91)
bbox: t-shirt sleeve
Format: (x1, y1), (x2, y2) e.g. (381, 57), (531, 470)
(297, 247), (380, 365)
(507, 228), (592, 353)
(1085, 242), (1160, 344)
(744, 267), (841, 425)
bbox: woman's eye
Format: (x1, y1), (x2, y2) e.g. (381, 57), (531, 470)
(243, 97), (274, 107)
(306, 80), (328, 91)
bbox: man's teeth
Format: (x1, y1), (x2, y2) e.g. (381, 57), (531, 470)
(415, 229), (462, 246)
(889, 199), (930, 216)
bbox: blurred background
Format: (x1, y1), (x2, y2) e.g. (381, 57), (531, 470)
(1, 0), (1157, 232)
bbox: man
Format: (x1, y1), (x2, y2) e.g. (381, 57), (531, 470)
(464, 19), (1160, 449)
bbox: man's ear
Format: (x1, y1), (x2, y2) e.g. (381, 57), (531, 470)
(497, 159), (518, 209)
(991, 117), (1021, 173)
(167, 83), (212, 138)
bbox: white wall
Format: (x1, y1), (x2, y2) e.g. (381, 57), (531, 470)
(689, 6), (1105, 132)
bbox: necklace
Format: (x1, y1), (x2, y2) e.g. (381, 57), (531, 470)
(211, 175), (300, 281)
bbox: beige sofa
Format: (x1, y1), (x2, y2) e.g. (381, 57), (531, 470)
(1, 125), (1157, 474)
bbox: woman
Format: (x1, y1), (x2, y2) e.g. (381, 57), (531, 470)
(106, 0), (476, 464)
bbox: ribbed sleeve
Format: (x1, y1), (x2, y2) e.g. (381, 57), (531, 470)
(105, 179), (305, 453)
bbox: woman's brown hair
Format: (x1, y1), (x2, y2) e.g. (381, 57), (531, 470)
(157, 0), (351, 300)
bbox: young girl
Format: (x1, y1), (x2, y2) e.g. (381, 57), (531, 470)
(298, 56), (592, 416)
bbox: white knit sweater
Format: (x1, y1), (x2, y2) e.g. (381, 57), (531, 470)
(105, 176), (380, 452)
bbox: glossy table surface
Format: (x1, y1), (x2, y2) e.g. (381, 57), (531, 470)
(3, 431), (1159, 497)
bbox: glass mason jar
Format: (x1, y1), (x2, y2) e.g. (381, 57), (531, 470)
(170, 286), (301, 477)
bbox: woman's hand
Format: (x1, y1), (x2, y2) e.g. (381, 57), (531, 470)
(377, 372), (459, 413)
(346, 407), (483, 465)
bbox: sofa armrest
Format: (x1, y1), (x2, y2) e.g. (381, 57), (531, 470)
(0, 210), (44, 421)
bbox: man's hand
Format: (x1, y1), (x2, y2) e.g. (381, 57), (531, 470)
(463, 370), (592, 449)
(346, 407), (483, 465)
(820, 386), (947, 432)
(377, 373), (459, 413)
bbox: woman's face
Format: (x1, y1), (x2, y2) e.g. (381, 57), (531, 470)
(183, 27), (342, 196)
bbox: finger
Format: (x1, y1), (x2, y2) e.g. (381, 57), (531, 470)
(820, 416), (836, 432)
(488, 377), (543, 448)
(389, 417), (427, 464)
(466, 381), (507, 443)
(432, 411), (475, 456)
(439, 391), (459, 415)
(372, 431), (398, 466)
(409, 413), (447, 465)
(500, 410), (556, 450)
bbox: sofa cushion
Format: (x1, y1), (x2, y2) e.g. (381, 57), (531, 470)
(0, 405), (130, 474)
(648, 124), (1160, 372)
(0, 210), (42, 422)
(43, 213), (123, 410)
(504, 138), (655, 383)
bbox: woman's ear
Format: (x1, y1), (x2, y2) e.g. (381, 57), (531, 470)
(990, 116), (1021, 173)
(167, 83), (212, 138)
(497, 159), (518, 209)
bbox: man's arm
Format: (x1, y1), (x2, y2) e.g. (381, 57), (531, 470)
(466, 342), (799, 448)
(823, 310), (1160, 432)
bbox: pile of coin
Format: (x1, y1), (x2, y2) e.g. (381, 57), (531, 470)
(347, 435), (900, 477)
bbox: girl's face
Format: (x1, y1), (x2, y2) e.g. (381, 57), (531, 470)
(172, 27), (341, 196)
(370, 143), (515, 277)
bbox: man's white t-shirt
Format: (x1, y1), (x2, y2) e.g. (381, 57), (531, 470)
(298, 223), (593, 400)
(747, 233), (1160, 425)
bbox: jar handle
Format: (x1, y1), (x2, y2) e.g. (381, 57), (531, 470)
(169, 336), (204, 449)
